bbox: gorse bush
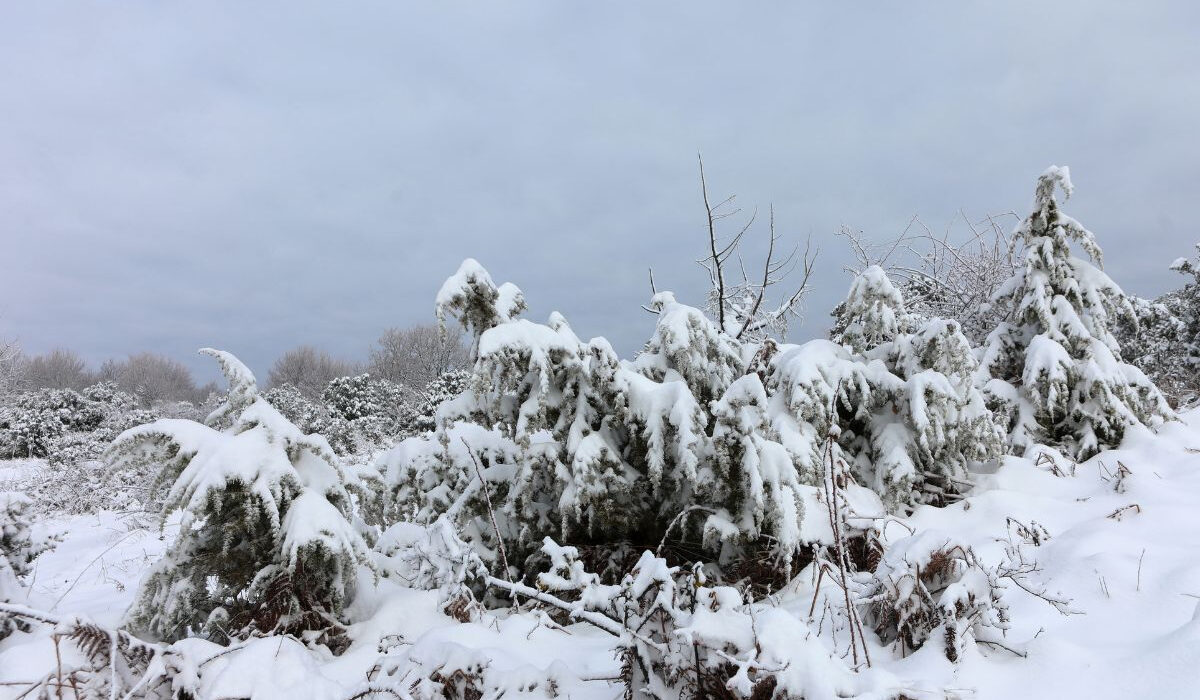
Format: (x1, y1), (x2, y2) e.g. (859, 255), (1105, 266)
(108, 349), (372, 648)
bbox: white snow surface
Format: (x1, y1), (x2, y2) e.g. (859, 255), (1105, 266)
(6, 413), (1200, 698)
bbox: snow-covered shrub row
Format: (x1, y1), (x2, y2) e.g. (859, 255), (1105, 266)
(0, 386), (107, 458)
(372, 167), (1171, 592)
(0, 382), (200, 515)
(106, 349), (373, 647)
(366, 536), (865, 699)
(263, 370), (464, 457)
(380, 262), (1004, 579)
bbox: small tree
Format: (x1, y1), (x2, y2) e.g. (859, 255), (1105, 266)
(979, 167), (1171, 458)
(0, 339), (23, 396)
(686, 157), (816, 341)
(110, 349), (371, 648)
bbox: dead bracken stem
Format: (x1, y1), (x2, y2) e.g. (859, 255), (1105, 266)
(822, 433), (871, 668)
(1107, 504), (1141, 521)
(460, 437), (512, 583)
(1137, 549), (1146, 592)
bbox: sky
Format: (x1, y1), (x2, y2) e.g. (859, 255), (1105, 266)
(2, 1), (1199, 382)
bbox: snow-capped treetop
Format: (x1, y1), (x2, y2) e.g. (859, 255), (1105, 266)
(436, 259), (527, 358)
(633, 290), (745, 410)
(1016, 165), (1102, 269)
(835, 265), (912, 355)
(199, 348), (257, 428)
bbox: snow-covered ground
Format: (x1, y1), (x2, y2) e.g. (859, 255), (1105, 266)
(4, 414), (1200, 698)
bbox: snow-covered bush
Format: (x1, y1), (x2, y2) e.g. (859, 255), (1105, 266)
(1, 491), (56, 639)
(263, 375), (408, 456)
(631, 290), (746, 410)
(383, 260), (812, 582)
(1114, 245), (1200, 407)
(833, 265), (915, 355)
(522, 539), (862, 698)
(800, 267), (1004, 510)
(856, 531), (1009, 662)
(700, 373), (807, 568)
(3, 381), (168, 516)
(979, 166), (1172, 459)
(0, 387), (105, 457)
(375, 517), (489, 622)
(262, 382), (329, 433)
(108, 349), (372, 648)
(408, 368), (470, 434)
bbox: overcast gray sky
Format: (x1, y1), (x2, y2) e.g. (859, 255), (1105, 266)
(3, 1), (1198, 381)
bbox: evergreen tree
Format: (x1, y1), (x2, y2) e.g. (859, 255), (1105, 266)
(109, 349), (371, 647)
(979, 167), (1171, 459)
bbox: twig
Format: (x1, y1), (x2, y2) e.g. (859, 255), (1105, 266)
(51, 531), (138, 611)
(459, 438), (510, 582)
(1107, 504), (1141, 521)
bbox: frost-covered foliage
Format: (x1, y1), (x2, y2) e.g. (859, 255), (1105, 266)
(108, 348), (372, 647)
(0, 492), (56, 639)
(0, 380), (170, 463)
(838, 213), (1021, 346)
(856, 531), (1009, 662)
(1115, 295), (1190, 406)
(980, 166), (1172, 459)
(0, 382), (180, 515)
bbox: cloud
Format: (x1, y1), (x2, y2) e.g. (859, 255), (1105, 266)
(2, 1), (1198, 380)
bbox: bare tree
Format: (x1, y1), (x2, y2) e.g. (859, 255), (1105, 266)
(21, 348), (93, 391)
(266, 345), (359, 399)
(369, 323), (469, 392)
(0, 338), (23, 396)
(838, 210), (1020, 343)
(97, 352), (202, 405)
(685, 155), (818, 341)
